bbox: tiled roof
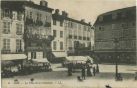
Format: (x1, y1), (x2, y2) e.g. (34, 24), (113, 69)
(94, 6), (136, 25)
(52, 14), (91, 26)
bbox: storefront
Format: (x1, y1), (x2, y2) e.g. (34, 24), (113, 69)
(51, 51), (67, 63)
(1, 54), (27, 77)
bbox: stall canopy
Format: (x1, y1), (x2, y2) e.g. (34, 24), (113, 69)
(32, 58), (49, 63)
(66, 56), (94, 63)
(52, 52), (67, 58)
(1, 54), (27, 61)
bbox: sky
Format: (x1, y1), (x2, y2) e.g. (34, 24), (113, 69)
(32, 0), (136, 25)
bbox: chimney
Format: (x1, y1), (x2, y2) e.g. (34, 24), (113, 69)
(81, 19), (85, 22)
(88, 22), (91, 25)
(55, 9), (59, 14)
(40, 0), (48, 7)
(62, 11), (68, 17)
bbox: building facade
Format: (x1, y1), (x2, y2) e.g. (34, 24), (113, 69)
(51, 10), (94, 59)
(51, 10), (67, 61)
(94, 6), (136, 64)
(65, 17), (94, 56)
(1, 1), (54, 62)
(1, 1), (26, 69)
(1, 1), (94, 63)
(23, 1), (53, 61)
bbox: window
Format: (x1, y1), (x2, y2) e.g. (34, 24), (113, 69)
(3, 9), (11, 18)
(30, 12), (32, 19)
(37, 13), (42, 21)
(132, 22), (135, 26)
(3, 39), (10, 50)
(84, 26), (86, 31)
(60, 31), (63, 38)
(31, 52), (36, 59)
(121, 12), (126, 18)
(16, 39), (22, 52)
(16, 23), (22, 35)
(53, 20), (56, 25)
(53, 41), (57, 50)
(99, 16), (103, 22)
(121, 23), (128, 29)
(112, 24), (116, 29)
(112, 13), (117, 19)
(60, 42), (63, 50)
(53, 30), (56, 37)
(78, 24), (81, 29)
(17, 12), (22, 21)
(60, 21), (63, 26)
(99, 26), (104, 31)
(3, 22), (10, 34)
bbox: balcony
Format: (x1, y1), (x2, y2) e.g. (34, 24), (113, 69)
(16, 49), (23, 53)
(1, 50), (11, 54)
(1, 49), (24, 54)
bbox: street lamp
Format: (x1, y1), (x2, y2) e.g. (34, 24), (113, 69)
(114, 38), (119, 79)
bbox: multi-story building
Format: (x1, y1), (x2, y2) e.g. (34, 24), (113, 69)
(1, 0), (54, 62)
(94, 6), (136, 64)
(23, 0), (53, 61)
(1, 1), (26, 68)
(65, 17), (94, 56)
(51, 9), (94, 60)
(51, 10), (67, 61)
(1, 1), (94, 63)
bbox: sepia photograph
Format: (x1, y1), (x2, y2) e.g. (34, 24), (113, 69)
(0, 0), (137, 88)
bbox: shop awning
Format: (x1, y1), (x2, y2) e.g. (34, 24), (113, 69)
(52, 52), (67, 58)
(1, 54), (27, 61)
(66, 56), (94, 63)
(32, 58), (49, 63)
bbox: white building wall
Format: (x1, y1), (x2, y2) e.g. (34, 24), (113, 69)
(1, 11), (24, 53)
(51, 19), (67, 57)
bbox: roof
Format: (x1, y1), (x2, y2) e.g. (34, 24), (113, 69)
(65, 17), (91, 26)
(52, 14), (91, 26)
(94, 6), (136, 25)
(1, 1), (53, 12)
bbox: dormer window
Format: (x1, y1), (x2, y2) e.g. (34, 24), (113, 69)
(121, 12), (126, 18)
(99, 26), (104, 31)
(112, 13), (117, 19)
(99, 16), (103, 22)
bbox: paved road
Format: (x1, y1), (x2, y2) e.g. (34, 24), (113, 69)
(2, 64), (137, 88)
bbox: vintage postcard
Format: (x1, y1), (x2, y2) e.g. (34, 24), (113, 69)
(0, 0), (137, 88)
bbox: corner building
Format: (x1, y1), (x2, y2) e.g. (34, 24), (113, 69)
(94, 6), (136, 64)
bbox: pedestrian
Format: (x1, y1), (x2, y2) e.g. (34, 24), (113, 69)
(81, 65), (86, 80)
(96, 64), (99, 73)
(93, 66), (96, 76)
(68, 63), (72, 76)
(87, 65), (92, 76)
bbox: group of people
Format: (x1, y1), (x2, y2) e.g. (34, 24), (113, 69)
(81, 64), (98, 80)
(67, 59), (100, 80)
